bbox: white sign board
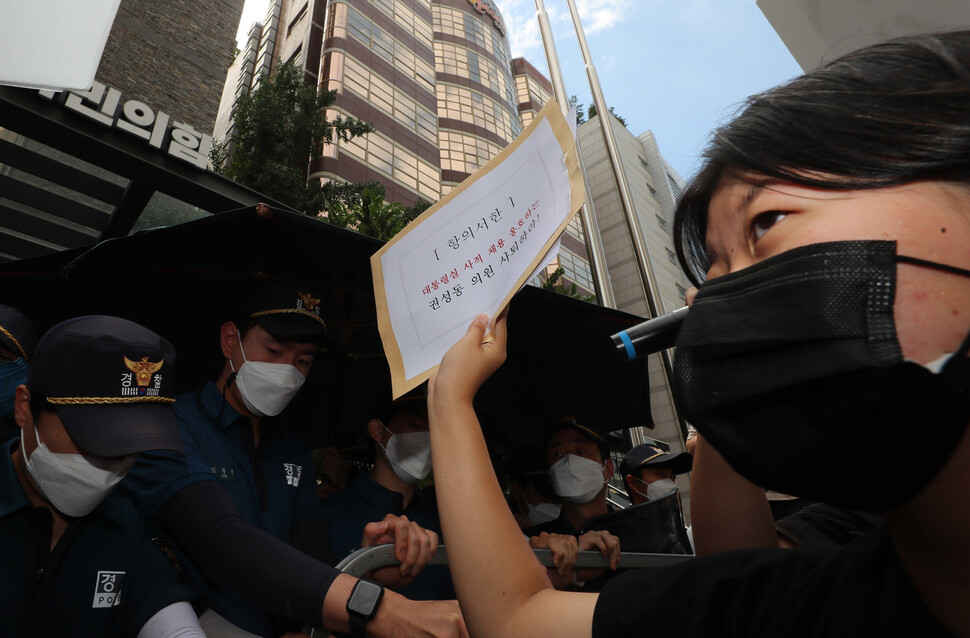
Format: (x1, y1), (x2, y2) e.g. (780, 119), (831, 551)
(758, 0), (970, 71)
(372, 101), (584, 397)
(0, 0), (121, 90)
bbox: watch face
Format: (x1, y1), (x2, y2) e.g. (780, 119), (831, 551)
(349, 580), (384, 617)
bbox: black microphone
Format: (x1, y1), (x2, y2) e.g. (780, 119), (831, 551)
(611, 306), (689, 361)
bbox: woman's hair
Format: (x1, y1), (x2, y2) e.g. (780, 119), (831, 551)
(674, 30), (970, 285)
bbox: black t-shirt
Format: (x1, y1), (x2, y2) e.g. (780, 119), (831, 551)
(775, 503), (884, 547)
(592, 529), (950, 637)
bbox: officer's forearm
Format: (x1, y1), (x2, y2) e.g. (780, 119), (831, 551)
(158, 481), (338, 628)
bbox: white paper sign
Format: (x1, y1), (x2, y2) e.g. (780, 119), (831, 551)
(0, 0), (122, 90)
(372, 102), (584, 397)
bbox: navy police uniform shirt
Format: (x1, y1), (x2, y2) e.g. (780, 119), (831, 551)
(0, 439), (196, 638)
(522, 510), (582, 538)
(321, 472), (455, 600)
(121, 380), (326, 635)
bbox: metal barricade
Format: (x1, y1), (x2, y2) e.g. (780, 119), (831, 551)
(309, 545), (692, 636)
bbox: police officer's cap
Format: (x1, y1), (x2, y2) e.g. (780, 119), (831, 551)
(543, 416), (610, 460)
(0, 304), (37, 361)
(242, 283), (328, 340)
(619, 443), (692, 478)
(27, 316), (183, 458)
(378, 384), (428, 425)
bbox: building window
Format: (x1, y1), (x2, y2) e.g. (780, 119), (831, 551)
(438, 130), (502, 175)
(337, 126), (441, 201)
(667, 172), (683, 200)
(286, 45), (302, 67)
(665, 248), (676, 264)
(287, 3), (308, 35)
(676, 284), (687, 300)
(655, 214), (667, 230)
(567, 214), (586, 241)
(436, 82), (521, 144)
(433, 5), (511, 66)
(558, 246), (594, 291)
(346, 5), (435, 92)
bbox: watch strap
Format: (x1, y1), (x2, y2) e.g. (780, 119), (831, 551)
(348, 611), (367, 638)
(346, 578), (384, 638)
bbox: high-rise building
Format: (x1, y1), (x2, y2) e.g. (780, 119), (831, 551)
(577, 116), (691, 315)
(511, 57), (553, 129)
(572, 112), (694, 511)
(98, 0), (243, 134)
(219, 0), (541, 207)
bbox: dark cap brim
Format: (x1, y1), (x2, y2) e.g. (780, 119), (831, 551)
(640, 451), (693, 474)
(544, 422), (610, 461)
(58, 403), (184, 457)
(254, 313), (329, 341)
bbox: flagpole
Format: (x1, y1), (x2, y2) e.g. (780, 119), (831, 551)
(534, 0), (615, 308)
(562, 0), (686, 441)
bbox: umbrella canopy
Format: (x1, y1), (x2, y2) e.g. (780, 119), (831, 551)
(477, 285), (653, 453)
(0, 205), (653, 449)
(0, 206), (386, 446)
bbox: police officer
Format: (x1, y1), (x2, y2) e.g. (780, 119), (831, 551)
(122, 283), (463, 638)
(619, 444), (692, 507)
(0, 304), (37, 441)
(322, 389), (455, 601)
(1, 315), (203, 637)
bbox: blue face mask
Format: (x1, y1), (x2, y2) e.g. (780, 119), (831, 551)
(0, 358), (29, 419)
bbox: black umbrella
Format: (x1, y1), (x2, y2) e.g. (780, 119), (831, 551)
(476, 285), (653, 452)
(0, 206), (386, 446)
(0, 206), (653, 449)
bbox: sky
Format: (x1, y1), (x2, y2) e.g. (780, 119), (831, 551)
(236, 0), (803, 180)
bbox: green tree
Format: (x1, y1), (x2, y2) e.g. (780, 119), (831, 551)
(210, 61), (373, 214)
(323, 183), (429, 241)
(586, 104), (627, 128)
(541, 266), (596, 303)
(569, 95), (586, 125)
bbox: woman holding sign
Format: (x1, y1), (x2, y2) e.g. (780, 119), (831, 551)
(427, 30), (970, 637)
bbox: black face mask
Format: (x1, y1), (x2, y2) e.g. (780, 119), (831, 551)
(673, 240), (970, 511)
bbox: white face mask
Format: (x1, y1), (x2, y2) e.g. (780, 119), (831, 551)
(526, 502), (561, 525)
(631, 476), (679, 502)
(231, 337), (305, 417)
(548, 454), (606, 504)
(380, 425), (432, 484)
(22, 426), (136, 518)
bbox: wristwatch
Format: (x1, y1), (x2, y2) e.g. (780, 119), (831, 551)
(346, 578), (384, 638)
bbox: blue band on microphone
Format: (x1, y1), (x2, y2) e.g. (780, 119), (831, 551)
(618, 330), (636, 361)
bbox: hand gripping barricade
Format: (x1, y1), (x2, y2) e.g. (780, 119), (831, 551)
(307, 491), (693, 636)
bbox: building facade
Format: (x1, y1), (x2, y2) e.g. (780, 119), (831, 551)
(573, 112), (694, 512)
(577, 116), (691, 315)
(219, 0), (535, 208)
(511, 57), (553, 131)
(98, 0), (243, 134)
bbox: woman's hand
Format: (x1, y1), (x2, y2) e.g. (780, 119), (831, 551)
(429, 311), (508, 405)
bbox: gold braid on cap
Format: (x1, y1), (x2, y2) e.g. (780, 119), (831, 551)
(572, 422), (606, 444)
(640, 450), (668, 465)
(250, 308), (327, 330)
(46, 396), (176, 405)
(0, 324), (28, 360)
